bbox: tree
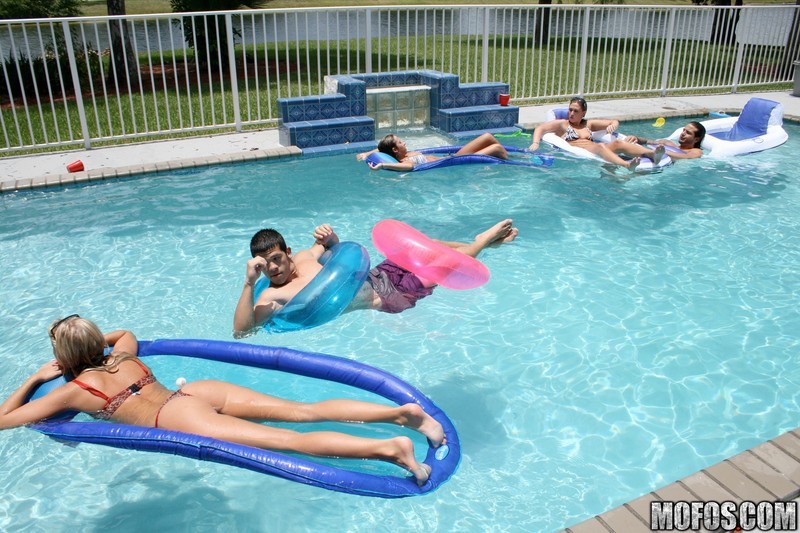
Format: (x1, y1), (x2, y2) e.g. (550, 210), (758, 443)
(537, 0), (552, 44)
(710, 0), (742, 45)
(170, 0), (270, 68)
(0, 0), (82, 19)
(106, 0), (139, 89)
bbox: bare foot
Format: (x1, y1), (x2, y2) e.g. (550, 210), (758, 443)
(476, 219), (518, 246)
(628, 157), (641, 172)
(399, 404), (445, 448)
(390, 436), (431, 486)
(652, 144), (665, 164)
(498, 227), (519, 244)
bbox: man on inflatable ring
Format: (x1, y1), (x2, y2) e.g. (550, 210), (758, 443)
(232, 220), (518, 337)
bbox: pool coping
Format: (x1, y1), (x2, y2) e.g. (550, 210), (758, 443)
(0, 145), (301, 194)
(563, 429), (800, 532)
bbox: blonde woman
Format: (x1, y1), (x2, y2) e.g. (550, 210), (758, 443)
(0, 316), (444, 485)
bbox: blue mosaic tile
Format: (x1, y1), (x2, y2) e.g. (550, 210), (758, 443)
(297, 132), (313, 146)
(440, 78), (457, 93)
(455, 93), (469, 107)
(313, 130), (328, 146)
(305, 104), (320, 121)
(347, 84), (366, 99)
(324, 104), (341, 119)
(336, 102), (351, 116)
(356, 126), (374, 141)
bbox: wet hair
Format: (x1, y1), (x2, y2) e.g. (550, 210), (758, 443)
(250, 228), (287, 257)
(50, 316), (132, 380)
(687, 121), (706, 148)
(377, 134), (399, 156)
(570, 97), (587, 112)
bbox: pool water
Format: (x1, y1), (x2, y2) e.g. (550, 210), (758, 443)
(1, 118), (799, 531)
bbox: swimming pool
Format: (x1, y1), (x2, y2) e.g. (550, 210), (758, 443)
(1, 119), (798, 531)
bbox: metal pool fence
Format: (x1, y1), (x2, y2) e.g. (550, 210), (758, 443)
(1, 4), (797, 153)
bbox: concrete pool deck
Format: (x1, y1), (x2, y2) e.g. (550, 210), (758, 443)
(2, 91), (799, 193)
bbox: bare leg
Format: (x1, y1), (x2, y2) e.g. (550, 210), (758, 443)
(455, 218), (519, 257)
(588, 143), (636, 168)
(475, 144), (509, 159)
(158, 397), (432, 485)
(183, 380), (445, 446)
(432, 219), (518, 256)
(455, 133), (507, 159)
(606, 139), (665, 164)
(568, 139), (632, 167)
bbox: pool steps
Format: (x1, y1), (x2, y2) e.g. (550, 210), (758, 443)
(277, 70), (519, 149)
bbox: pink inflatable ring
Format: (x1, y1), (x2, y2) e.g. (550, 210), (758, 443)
(371, 219), (490, 290)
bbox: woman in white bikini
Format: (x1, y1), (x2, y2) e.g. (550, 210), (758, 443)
(528, 97), (665, 171)
(357, 132), (508, 171)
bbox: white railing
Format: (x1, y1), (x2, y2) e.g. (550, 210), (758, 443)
(1, 5), (797, 153)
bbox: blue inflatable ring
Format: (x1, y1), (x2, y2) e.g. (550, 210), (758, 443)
(27, 339), (461, 498)
(253, 241), (370, 333)
(364, 145), (553, 171)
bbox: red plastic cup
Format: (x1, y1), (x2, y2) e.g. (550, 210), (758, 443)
(66, 160), (84, 172)
(499, 94), (510, 106)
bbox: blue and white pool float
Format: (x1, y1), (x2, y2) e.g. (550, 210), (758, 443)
(366, 145), (554, 171)
(253, 241), (370, 333)
(27, 339), (461, 498)
(669, 97), (788, 158)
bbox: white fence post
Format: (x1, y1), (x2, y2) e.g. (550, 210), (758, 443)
(482, 7), (490, 83)
(225, 13), (241, 132)
(365, 8), (372, 74)
(578, 6), (590, 96)
(62, 20), (91, 149)
(660, 7), (677, 97)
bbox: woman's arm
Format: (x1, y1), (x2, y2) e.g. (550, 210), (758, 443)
(0, 361), (72, 430)
(367, 160), (414, 171)
(104, 330), (138, 355)
(529, 119), (565, 150)
(356, 149), (378, 161)
(587, 118), (619, 134)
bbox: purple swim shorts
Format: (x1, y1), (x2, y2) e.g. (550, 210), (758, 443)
(367, 260), (434, 314)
